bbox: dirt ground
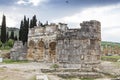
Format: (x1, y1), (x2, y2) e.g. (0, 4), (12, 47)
(100, 61), (120, 76)
(0, 61), (120, 80)
(0, 62), (50, 80)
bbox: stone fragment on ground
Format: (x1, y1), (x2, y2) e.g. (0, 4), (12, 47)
(36, 74), (48, 80)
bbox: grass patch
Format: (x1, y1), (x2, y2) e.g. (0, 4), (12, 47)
(30, 75), (36, 80)
(50, 64), (59, 69)
(81, 78), (94, 80)
(1, 76), (9, 80)
(11, 68), (20, 71)
(101, 56), (120, 62)
(0, 67), (5, 71)
(3, 59), (29, 64)
(112, 62), (120, 68)
(0, 46), (11, 50)
(114, 62), (120, 65)
(64, 78), (94, 80)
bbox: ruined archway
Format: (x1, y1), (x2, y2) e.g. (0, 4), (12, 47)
(37, 40), (45, 61)
(49, 42), (56, 62)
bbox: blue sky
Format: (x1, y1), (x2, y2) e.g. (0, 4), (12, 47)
(0, 0), (120, 42)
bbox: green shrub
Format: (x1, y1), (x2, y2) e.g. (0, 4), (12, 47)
(4, 46), (11, 50)
(0, 39), (14, 50)
(5, 39), (14, 47)
(0, 46), (4, 50)
(0, 41), (2, 47)
(51, 64), (59, 69)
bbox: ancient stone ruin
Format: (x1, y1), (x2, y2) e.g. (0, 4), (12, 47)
(10, 41), (27, 60)
(102, 45), (120, 56)
(27, 20), (101, 68)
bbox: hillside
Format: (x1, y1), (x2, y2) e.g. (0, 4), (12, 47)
(101, 41), (120, 48)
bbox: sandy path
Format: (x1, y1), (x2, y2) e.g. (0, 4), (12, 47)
(0, 62), (50, 80)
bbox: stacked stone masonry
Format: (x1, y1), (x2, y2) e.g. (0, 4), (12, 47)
(10, 41), (27, 60)
(27, 20), (101, 68)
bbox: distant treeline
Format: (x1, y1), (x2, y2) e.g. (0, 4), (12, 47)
(101, 41), (120, 48)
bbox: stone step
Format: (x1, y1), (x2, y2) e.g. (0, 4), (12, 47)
(57, 72), (102, 78)
(41, 68), (94, 73)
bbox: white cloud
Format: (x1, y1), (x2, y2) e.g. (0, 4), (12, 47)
(102, 28), (120, 42)
(17, 0), (27, 5)
(17, 0), (49, 6)
(53, 4), (120, 42)
(29, 0), (47, 6)
(0, 6), (33, 28)
(53, 4), (120, 28)
(0, 12), (22, 27)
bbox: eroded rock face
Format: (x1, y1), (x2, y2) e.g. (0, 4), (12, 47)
(10, 41), (27, 60)
(27, 20), (101, 68)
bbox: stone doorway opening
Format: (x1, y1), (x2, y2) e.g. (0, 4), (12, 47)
(38, 40), (45, 61)
(29, 40), (35, 48)
(49, 42), (56, 63)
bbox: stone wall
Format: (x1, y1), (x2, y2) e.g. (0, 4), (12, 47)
(56, 20), (101, 68)
(10, 41), (27, 60)
(27, 20), (101, 68)
(27, 23), (59, 62)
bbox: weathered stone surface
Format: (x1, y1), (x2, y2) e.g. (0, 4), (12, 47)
(57, 72), (102, 78)
(27, 20), (101, 68)
(36, 74), (48, 80)
(10, 41), (27, 60)
(9, 20), (101, 69)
